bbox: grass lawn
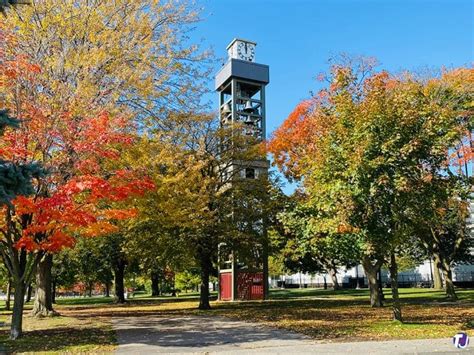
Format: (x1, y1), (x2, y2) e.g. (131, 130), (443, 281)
(0, 288), (472, 352)
(209, 288), (474, 341)
(0, 300), (115, 353)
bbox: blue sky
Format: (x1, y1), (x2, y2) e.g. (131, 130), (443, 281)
(192, 0), (473, 192)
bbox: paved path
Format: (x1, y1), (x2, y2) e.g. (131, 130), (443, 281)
(112, 315), (471, 354)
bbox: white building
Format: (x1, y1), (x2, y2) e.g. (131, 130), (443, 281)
(271, 260), (474, 289)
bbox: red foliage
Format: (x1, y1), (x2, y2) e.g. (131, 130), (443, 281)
(267, 101), (314, 179)
(1, 29), (154, 253)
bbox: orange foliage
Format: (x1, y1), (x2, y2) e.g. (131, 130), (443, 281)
(1, 28), (154, 254)
(267, 101), (314, 179)
(442, 68), (474, 175)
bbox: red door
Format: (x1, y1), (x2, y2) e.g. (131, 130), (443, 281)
(219, 272), (232, 301)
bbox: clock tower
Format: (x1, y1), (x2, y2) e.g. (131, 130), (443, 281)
(215, 38), (270, 301)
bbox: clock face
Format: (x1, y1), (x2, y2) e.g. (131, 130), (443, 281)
(237, 42), (255, 61)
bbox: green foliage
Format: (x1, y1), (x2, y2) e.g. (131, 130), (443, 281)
(0, 109), (19, 133)
(52, 252), (77, 290)
(275, 197), (361, 275)
(269, 57), (473, 304)
(73, 238), (113, 292)
(0, 110), (45, 205)
(175, 270), (200, 293)
(54, 237), (115, 294)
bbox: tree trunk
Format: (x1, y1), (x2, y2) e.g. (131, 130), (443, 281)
(367, 270), (382, 307)
(433, 252), (457, 300)
(5, 280), (12, 311)
(105, 282), (110, 297)
(88, 282), (93, 297)
(198, 251), (211, 310)
(329, 268), (340, 290)
(442, 263), (457, 301)
(114, 258), (126, 303)
(171, 274), (177, 297)
(151, 271), (160, 297)
(389, 253), (402, 322)
(362, 256), (383, 307)
(26, 283), (32, 303)
(378, 268), (385, 301)
(5, 280), (11, 311)
(51, 279), (56, 304)
(433, 257), (443, 289)
(32, 254), (57, 317)
(323, 276), (327, 290)
(10, 282), (26, 340)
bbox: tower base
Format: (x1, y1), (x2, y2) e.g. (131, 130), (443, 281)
(219, 269), (266, 301)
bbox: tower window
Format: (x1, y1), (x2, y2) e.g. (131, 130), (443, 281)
(245, 168), (256, 179)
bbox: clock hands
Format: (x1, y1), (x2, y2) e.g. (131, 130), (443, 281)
(237, 42), (254, 61)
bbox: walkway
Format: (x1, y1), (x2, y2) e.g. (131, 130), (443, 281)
(112, 315), (469, 354)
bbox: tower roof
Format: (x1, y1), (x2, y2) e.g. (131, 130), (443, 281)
(226, 38), (257, 50)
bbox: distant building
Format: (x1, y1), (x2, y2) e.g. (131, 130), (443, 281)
(272, 188), (474, 289)
(271, 260), (474, 289)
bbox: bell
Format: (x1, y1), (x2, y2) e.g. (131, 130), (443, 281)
(222, 102), (231, 114)
(244, 115), (254, 125)
(243, 100), (254, 113)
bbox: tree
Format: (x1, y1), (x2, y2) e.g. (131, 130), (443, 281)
(4, 0), (209, 122)
(175, 269), (201, 293)
(115, 135), (203, 302)
(269, 56), (389, 308)
(268, 57), (472, 321)
(69, 237), (114, 297)
(51, 250), (77, 300)
(1, 54), (153, 338)
(277, 201), (361, 290)
(3, 0), (209, 317)
(144, 113), (273, 310)
(411, 183), (472, 300)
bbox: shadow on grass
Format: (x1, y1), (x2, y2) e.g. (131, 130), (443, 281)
(0, 326), (115, 353)
(61, 290), (474, 320)
(56, 297), (115, 306)
(55, 294), (218, 307)
(269, 288), (371, 299)
(130, 295), (217, 303)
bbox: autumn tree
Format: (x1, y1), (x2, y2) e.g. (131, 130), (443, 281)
(1, 49), (153, 340)
(4, 0), (209, 122)
(143, 113), (275, 310)
(3, 0), (209, 318)
(268, 56), (472, 321)
(411, 68), (473, 300)
(112, 134), (204, 302)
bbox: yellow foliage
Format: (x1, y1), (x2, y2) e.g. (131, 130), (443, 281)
(5, 0), (204, 118)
